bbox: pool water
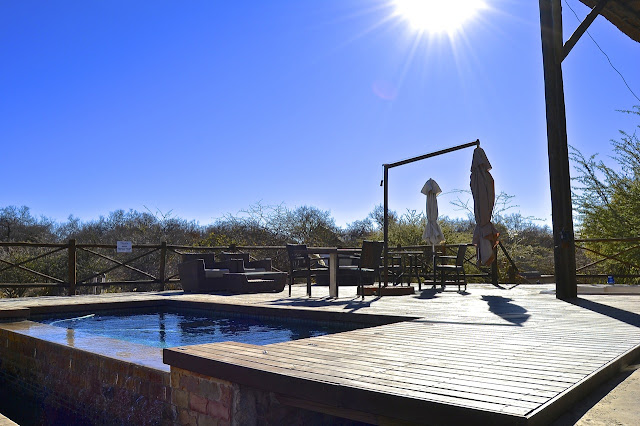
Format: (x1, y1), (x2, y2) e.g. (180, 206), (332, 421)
(37, 309), (362, 348)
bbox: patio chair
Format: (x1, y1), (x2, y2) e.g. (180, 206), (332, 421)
(434, 245), (467, 291)
(286, 244), (328, 297)
(357, 240), (384, 299)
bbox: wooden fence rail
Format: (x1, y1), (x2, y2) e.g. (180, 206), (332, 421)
(15, 237), (640, 294)
(0, 240), (505, 295)
(0, 241), (308, 295)
(575, 237), (640, 283)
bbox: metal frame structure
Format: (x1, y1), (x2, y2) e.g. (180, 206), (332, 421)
(381, 139), (480, 292)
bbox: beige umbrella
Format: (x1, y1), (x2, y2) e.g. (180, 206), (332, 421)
(422, 178), (445, 284)
(421, 178), (445, 246)
(470, 147), (499, 266)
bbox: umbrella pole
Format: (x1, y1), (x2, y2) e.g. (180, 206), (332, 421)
(432, 244), (436, 287)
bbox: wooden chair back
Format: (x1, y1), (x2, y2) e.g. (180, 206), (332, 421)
(455, 245), (468, 266)
(360, 240), (384, 270)
(286, 244), (309, 270)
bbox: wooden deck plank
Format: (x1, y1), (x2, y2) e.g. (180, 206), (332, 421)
(191, 339), (586, 386)
(219, 339), (587, 391)
(291, 333), (613, 373)
(177, 344), (543, 410)
(289, 337), (617, 371)
(179, 344), (555, 409)
(292, 336), (619, 369)
(244, 342), (573, 392)
(273, 338), (600, 380)
(169, 345), (512, 412)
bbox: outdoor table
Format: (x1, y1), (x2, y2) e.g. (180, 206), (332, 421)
(305, 247), (360, 298)
(392, 248), (449, 290)
(393, 251), (425, 288)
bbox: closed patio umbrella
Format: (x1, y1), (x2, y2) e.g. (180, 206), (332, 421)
(470, 147), (499, 266)
(421, 178), (445, 246)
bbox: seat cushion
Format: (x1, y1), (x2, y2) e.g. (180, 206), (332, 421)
(338, 265), (359, 272)
(204, 268), (230, 278)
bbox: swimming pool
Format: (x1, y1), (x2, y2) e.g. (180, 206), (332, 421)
(2, 299), (409, 425)
(37, 308), (365, 348)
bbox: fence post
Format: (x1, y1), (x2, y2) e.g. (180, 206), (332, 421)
(68, 239), (77, 296)
(159, 241), (167, 291)
(491, 246), (499, 286)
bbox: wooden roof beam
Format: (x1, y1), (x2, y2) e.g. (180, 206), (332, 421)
(562, 0), (611, 62)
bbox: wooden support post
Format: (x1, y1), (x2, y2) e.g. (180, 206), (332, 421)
(68, 239), (77, 296)
(539, 0), (578, 299)
(383, 165), (389, 293)
(159, 241), (167, 291)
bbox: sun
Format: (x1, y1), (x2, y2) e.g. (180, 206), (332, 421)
(393, 0), (487, 35)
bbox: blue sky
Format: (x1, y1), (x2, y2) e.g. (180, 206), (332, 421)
(2, 1), (639, 228)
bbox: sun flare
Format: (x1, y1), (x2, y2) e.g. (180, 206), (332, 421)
(393, 0), (487, 34)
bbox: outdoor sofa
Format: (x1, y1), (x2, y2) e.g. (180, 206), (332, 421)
(178, 253), (286, 294)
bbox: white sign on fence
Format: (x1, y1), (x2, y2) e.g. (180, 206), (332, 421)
(116, 241), (132, 253)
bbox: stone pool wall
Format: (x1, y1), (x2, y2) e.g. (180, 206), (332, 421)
(0, 328), (171, 425)
(168, 367), (363, 425)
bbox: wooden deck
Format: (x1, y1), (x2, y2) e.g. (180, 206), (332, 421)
(3, 284), (640, 424)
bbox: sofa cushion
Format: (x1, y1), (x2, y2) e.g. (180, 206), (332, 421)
(204, 268), (229, 278)
(220, 252), (250, 263)
(182, 253), (216, 269)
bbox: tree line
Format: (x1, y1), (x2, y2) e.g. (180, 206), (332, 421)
(571, 106), (640, 280)
(1, 106), (637, 295)
(0, 201), (555, 297)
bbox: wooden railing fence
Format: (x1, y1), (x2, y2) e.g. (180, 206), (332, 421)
(575, 237), (640, 283)
(9, 237), (636, 295)
(0, 240), (504, 295)
(0, 241), (293, 296)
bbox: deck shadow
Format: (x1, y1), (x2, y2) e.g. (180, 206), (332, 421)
(414, 289), (440, 299)
(481, 295), (530, 325)
(568, 298), (640, 328)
